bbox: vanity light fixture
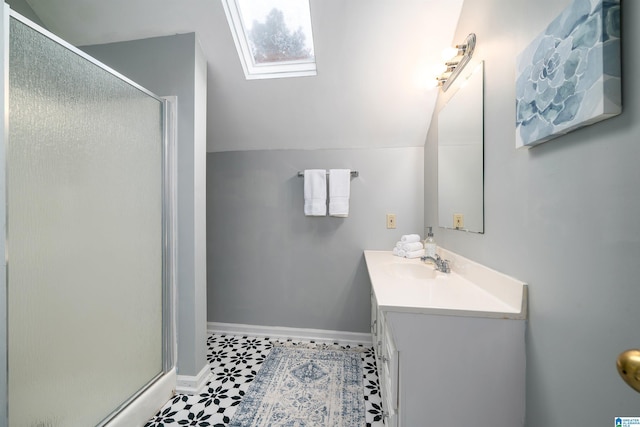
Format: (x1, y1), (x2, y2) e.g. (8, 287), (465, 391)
(434, 33), (476, 91)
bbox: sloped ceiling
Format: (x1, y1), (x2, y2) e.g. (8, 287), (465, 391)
(23, 0), (463, 152)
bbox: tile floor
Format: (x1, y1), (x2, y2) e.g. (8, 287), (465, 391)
(145, 333), (386, 426)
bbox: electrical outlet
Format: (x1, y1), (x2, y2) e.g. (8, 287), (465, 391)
(453, 213), (464, 229)
(386, 214), (397, 229)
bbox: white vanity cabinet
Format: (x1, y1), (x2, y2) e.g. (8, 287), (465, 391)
(366, 250), (527, 427)
(371, 292), (399, 426)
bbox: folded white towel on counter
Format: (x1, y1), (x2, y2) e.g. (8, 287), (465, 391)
(395, 241), (403, 249)
(402, 242), (423, 252)
(401, 234), (421, 243)
(304, 169), (327, 216)
(397, 249), (406, 257)
(329, 169), (351, 217)
(392, 247), (400, 256)
(405, 248), (425, 259)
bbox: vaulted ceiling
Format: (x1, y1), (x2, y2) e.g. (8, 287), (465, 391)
(22, 0), (463, 152)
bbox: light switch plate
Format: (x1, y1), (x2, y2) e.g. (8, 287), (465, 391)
(386, 214), (396, 229)
(453, 213), (464, 228)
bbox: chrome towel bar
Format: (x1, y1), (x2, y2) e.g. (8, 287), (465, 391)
(297, 170), (359, 177)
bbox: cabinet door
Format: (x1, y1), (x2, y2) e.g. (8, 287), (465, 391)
(379, 311), (399, 425)
(371, 291), (378, 340)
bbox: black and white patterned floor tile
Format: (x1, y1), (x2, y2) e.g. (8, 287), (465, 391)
(145, 333), (385, 427)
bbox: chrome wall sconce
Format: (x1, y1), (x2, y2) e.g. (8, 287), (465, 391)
(435, 33), (476, 91)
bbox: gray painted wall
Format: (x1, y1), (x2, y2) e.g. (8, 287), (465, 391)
(82, 34), (208, 378)
(425, 0), (640, 425)
(207, 148), (423, 332)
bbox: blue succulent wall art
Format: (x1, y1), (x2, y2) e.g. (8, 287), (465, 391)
(515, 0), (621, 148)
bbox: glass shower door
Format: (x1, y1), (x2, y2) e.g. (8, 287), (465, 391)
(7, 14), (166, 426)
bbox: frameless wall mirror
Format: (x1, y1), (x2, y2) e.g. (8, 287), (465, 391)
(438, 61), (484, 233)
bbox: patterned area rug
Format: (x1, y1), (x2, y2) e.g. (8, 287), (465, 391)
(229, 344), (366, 426)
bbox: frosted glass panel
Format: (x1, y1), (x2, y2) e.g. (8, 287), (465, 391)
(8, 18), (163, 426)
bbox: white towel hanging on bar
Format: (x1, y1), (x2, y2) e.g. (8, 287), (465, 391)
(329, 169), (351, 217)
(303, 169), (327, 216)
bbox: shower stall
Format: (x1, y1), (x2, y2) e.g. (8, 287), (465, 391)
(0, 5), (176, 426)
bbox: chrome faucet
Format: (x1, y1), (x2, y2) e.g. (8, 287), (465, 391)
(420, 254), (451, 273)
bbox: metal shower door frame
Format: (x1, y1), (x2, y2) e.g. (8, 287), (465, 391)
(0, 5), (177, 426)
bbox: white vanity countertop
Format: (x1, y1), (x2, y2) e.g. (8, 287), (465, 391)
(364, 250), (527, 319)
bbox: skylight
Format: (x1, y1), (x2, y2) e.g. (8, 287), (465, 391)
(222, 0), (317, 80)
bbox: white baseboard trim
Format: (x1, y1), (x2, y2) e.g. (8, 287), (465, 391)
(107, 369), (176, 427)
(207, 322), (372, 346)
(176, 363), (213, 395)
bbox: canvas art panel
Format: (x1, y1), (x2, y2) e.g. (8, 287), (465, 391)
(515, 0), (621, 148)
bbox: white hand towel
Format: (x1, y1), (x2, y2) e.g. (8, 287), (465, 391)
(329, 169), (351, 217)
(405, 248), (425, 259)
(392, 247), (400, 256)
(397, 249), (406, 257)
(304, 169), (327, 216)
(401, 234), (421, 243)
(402, 242), (423, 252)
(395, 241), (403, 249)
